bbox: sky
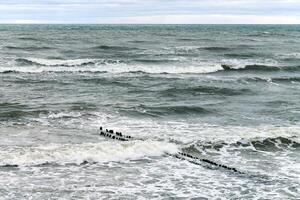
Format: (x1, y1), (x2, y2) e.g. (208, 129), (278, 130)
(0, 0), (300, 24)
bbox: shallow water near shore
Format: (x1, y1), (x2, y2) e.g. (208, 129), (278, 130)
(0, 24), (300, 199)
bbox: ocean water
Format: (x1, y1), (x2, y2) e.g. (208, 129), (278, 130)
(0, 24), (299, 199)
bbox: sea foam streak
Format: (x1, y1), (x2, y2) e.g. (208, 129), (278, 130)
(0, 140), (178, 167)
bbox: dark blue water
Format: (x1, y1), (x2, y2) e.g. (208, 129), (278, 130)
(0, 25), (299, 199)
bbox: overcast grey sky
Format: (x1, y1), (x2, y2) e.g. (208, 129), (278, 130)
(0, 0), (299, 24)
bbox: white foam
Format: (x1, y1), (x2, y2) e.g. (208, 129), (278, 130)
(0, 66), (100, 73)
(279, 53), (300, 59)
(0, 63), (223, 74)
(0, 140), (179, 166)
(221, 58), (278, 69)
(24, 58), (99, 67)
(96, 116), (300, 145)
(0, 57), (280, 74)
(99, 62), (223, 74)
(47, 112), (82, 119)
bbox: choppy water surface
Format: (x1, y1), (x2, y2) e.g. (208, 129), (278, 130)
(0, 25), (300, 199)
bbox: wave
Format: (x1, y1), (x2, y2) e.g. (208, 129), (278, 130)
(0, 110), (49, 120)
(0, 105), (99, 120)
(46, 111), (88, 119)
(221, 64), (300, 72)
(122, 65), (222, 74)
(8, 78), (71, 85)
(119, 104), (212, 117)
(0, 103), (40, 120)
(238, 77), (270, 83)
(4, 46), (52, 51)
(133, 59), (177, 64)
(18, 37), (41, 41)
(69, 102), (98, 111)
(177, 38), (198, 41)
(0, 66), (106, 74)
(237, 137), (300, 151)
(196, 137), (300, 152)
(177, 38), (213, 42)
(149, 105), (212, 115)
(0, 141), (178, 167)
(239, 64), (281, 71)
(248, 32), (288, 37)
(15, 58), (100, 67)
(201, 47), (232, 51)
(2, 64), (295, 75)
(93, 45), (139, 51)
(224, 53), (258, 58)
(1, 61), (223, 74)
(161, 86), (251, 96)
(0, 70), (20, 74)
(280, 53), (300, 62)
(41, 110), (102, 120)
(3, 57), (298, 74)
(169, 45), (252, 54)
(129, 40), (152, 43)
(271, 77), (300, 83)
(237, 76), (300, 84)
(219, 58), (279, 71)
(78, 77), (136, 87)
(0, 102), (24, 109)
(0, 64), (279, 75)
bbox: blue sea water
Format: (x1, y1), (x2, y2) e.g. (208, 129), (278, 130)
(0, 25), (299, 199)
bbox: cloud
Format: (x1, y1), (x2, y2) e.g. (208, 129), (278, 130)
(0, 0), (299, 24)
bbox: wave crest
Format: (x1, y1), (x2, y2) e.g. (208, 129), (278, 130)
(1, 57), (298, 74)
(15, 58), (100, 67)
(0, 141), (178, 167)
(223, 64), (300, 72)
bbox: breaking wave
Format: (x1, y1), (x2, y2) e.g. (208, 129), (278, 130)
(0, 61), (222, 74)
(15, 58), (103, 67)
(0, 57), (298, 74)
(0, 141), (178, 167)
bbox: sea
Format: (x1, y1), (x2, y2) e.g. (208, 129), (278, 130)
(0, 25), (299, 199)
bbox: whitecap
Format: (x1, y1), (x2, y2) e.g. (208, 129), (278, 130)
(0, 140), (179, 167)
